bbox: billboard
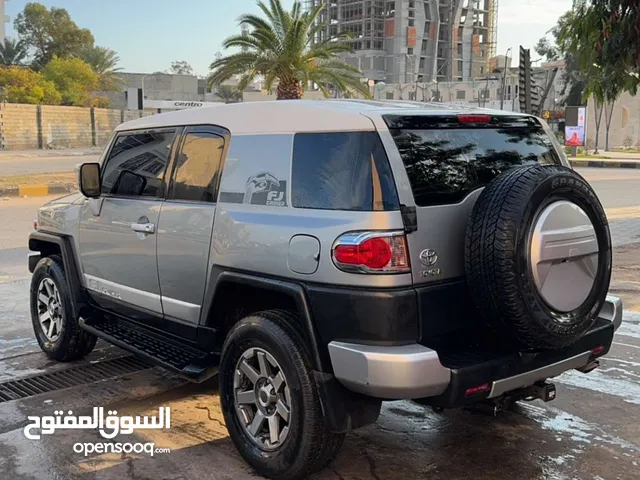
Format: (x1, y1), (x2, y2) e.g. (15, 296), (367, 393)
(565, 126), (585, 147)
(565, 106), (586, 146)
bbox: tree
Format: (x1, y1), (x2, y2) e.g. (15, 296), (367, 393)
(558, 1), (640, 97)
(215, 84), (242, 103)
(0, 38), (29, 66)
(0, 66), (61, 104)
(208, 0), (370, 100)
(170, 60), (194, 76)
(81, 46), (123, 91)
(14, 3), (95, 68)
(42, 56), (99, 106)
(534, 12), (587, 107)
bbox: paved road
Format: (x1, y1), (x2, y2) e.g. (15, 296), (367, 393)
(0, 170), (639, 480)
(0, 149), (101, 175)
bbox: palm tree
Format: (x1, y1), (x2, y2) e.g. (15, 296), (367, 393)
(81, 46), (124, 91)
(208, 0), (370, 100)
(215, 84), (243, 103)
(0, 38), (28, 66)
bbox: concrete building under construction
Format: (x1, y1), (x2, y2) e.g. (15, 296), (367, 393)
(305, 0), (498, 85)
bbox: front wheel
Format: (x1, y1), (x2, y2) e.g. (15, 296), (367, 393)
(30, 256), (97, 361)
(219, 310), (344, 480)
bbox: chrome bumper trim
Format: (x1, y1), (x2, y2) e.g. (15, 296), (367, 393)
(600, 295), (623, 331)
(488, 351), (591, 398)
(327, 342), (451, 399)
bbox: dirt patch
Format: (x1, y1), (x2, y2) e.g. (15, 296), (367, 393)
(0, 172), (76, 188)
(611, 242), (640, 310)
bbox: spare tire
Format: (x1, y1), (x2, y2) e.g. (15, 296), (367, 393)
(464, 164), (612, 350)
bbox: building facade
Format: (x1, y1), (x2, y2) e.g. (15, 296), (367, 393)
(306, 0), (497, 84)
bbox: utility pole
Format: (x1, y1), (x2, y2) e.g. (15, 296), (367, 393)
(500, 47), (512, 110)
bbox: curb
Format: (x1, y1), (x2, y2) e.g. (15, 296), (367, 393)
(569, 160), (640, 169)
(0, 183), (75, 198)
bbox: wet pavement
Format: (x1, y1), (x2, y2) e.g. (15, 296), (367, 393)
(1, 169), (639, 480)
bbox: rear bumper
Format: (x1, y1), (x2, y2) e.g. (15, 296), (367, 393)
(328, 295), (623, 405)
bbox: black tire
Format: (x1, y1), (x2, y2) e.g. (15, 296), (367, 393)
(464, 164), (612, 349)
(219, 310), (345, 480)
(30, 256), (97, 361)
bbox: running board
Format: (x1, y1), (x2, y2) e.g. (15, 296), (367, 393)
(79, 316), (219, 383)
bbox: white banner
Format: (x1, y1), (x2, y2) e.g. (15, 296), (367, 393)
(143, 100), (220, 110)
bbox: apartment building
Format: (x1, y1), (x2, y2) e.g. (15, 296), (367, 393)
(305, 0), (498, 84)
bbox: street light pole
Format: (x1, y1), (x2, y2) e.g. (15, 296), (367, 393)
(500, 47), (512, 110)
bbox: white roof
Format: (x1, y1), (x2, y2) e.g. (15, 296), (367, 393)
(116, 99), (528, 135)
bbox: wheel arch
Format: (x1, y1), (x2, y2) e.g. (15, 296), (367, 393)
(201, 269), (330, 373)
(29, 231), (88, 317)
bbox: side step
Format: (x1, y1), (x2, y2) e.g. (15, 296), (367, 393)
(80, 316), (219, 383)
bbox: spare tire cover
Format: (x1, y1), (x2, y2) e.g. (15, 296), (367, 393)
(464, 164), (612, 350)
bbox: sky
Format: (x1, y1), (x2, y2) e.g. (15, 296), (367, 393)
(5, 0), (574, 77)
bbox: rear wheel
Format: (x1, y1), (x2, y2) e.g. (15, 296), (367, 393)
(219, 310), (345, 480)
(30, 256), (97, 361)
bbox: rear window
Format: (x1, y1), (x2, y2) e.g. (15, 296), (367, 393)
(292, 131), (399, 211)
(385, 115), (561, 207)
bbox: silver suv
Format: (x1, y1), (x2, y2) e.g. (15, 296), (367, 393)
(28, 100), (623, 480)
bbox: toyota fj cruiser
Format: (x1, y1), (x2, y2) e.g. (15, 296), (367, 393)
(28, 100), (623, 480)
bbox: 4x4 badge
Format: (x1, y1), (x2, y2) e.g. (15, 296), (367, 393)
(420, 249), (438, 266)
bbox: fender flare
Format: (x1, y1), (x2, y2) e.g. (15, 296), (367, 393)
(29, 231), (88, 316)
(203, 269), (329, 373)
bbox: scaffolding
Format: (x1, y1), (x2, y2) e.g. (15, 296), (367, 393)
(487, 0), (498, 61)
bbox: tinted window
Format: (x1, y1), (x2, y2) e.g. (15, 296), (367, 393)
(386, 118), (561, 206)
(171, 132), (225, 202)
(292, 132), (399, 211)
(101, 130), (176, 197)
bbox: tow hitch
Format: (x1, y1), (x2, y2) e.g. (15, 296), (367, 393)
(469, 381), (557, 416)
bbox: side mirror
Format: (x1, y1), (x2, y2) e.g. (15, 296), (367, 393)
(113, 171), (147, 196)
(79, 163), (101, 198)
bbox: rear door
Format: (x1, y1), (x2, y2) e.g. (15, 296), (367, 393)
(375, 113), (564, 285)
(156, 126), (227, 333)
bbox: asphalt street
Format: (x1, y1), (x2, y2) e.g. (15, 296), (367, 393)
(0, 149), (101, 175)
(0, 168), (638, 480)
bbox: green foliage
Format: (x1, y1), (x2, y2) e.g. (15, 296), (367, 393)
(208, 0), (370, 100)
(215, 84), (243, 103)
(80, 46), (123, 91)
(42, 56), (99, 106)
(91, 96), (111, 108)
(170, 61), (194, 76)
(0, 38), (29, 66)
(558, 1), (639, 102)
(534, 12), (587, 107)
(0, 65), (61, 104)
(14, 2), (95, 68)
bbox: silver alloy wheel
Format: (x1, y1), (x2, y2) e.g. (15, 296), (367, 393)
(233, 347), (292, 451)
(529, 200), (599, 314)
(37, 278), (63, 342)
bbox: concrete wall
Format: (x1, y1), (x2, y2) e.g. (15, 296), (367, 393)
(0, 104), (40, 150)
(0, 104), (159, 151)
(41, 105), (93, 148)
(586, 92), (640, 150)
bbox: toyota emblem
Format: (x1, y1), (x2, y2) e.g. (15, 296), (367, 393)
(420, 249), (438, 266)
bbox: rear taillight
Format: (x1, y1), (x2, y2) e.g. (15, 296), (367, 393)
(458, 114), (491, 124)
(332, 231), (410, 274)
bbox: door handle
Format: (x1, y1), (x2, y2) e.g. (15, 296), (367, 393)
(131, 222), (156, 234)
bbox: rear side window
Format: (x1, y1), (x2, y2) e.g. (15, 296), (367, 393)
(101, 130), (176, 198)
(170, 132), (225, 203)
(385, 115), (561, 207)
(292, 131), (399, 211)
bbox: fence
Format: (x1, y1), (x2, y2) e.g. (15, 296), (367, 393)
(0, 103), (158, 151)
